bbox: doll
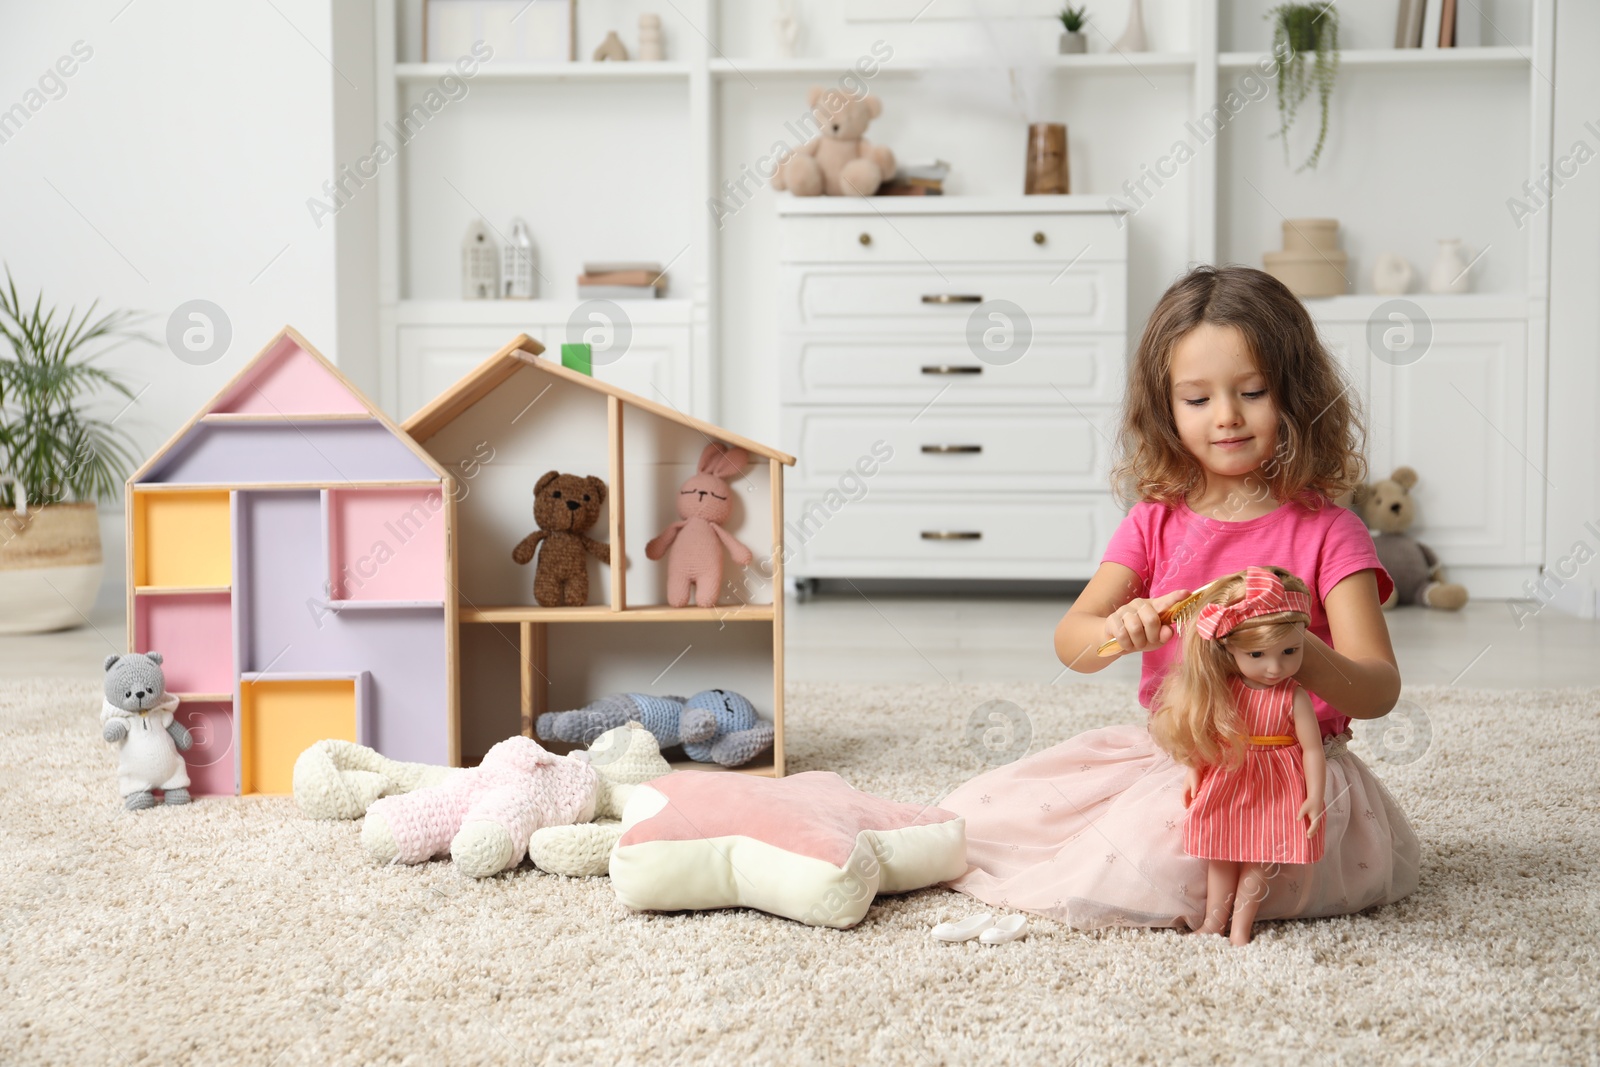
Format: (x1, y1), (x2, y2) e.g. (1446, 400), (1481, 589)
(1150, 566), (1327, 945)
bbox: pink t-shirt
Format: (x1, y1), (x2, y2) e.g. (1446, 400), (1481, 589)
(1101, 497), (1394, 737)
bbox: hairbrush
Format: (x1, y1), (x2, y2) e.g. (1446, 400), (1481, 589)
(1095, 575), (1232, 657)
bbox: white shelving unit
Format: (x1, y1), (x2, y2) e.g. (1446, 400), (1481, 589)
(369, 0), (1553, 594)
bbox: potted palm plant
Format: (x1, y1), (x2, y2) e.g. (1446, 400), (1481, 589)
(1058, 6), (1089, 53)
(0, 271), (143, 633)
(1267, 2), (1340, 171)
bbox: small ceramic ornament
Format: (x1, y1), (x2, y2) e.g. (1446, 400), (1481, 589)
(1372, 253), (1414, 295)
(593, 30), (629, 62)
(1428, 239), (1472, 293)
(774, 0), (799, 58)
(1113, 0), (1147, 52)
(461, 220), (500, 301)
(638, 14), (663, 61)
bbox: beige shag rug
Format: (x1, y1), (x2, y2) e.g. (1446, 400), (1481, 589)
(2, 677), (1596, 1065)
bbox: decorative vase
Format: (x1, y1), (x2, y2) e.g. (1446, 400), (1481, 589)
(1059, 32), (1087, 54)
(638, 14), (664, 61)
(1024, 123), (1069, 195)
(1262, 218), (1348, 297)
(1113, 0), (1147, 52)
(1372, 252), (1414, 295)
(774, 0), (799, 58)
(0, 502), (104, 634)
(1428, 239), (1472, 293)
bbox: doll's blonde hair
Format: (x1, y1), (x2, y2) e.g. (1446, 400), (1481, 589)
(1149, 566), (1312, 771)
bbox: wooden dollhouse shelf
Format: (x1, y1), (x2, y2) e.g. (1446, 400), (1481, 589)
(459, 604), (775, 624)
(172, 692), (231, 702)
(668, 755), (777, 778)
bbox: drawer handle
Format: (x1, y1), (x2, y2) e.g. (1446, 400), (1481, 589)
(921, 294), (983, 304)
(921, 444), (983, 454)
(858, 232), (872, 246)
(920, 365), (983, 376)
(922, 531), (982, 541)
(1033, 231), (1047, 245)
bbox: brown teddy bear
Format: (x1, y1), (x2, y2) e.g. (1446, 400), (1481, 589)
(512, 471), (611, 607)
(772, 87), (896, 197)
(1351, 466), (1468, 611)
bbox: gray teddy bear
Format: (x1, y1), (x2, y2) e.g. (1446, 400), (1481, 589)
(101, 652), (194, 810)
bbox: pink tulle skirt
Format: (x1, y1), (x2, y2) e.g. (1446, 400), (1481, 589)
(941, 724), (1419, 930)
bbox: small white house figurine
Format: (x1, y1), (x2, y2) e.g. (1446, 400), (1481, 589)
(501, 218), (538, 299)
(638, 14), (663, 61)
(462, 220), (500, 300)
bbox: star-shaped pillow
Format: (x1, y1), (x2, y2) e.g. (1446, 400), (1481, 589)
(609, 770), (967, 928)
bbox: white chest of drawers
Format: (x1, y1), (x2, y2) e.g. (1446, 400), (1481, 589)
(777, 196), (1128, 587)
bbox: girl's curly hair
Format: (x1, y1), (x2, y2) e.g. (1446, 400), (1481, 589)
(1111, 264), (1366, 509)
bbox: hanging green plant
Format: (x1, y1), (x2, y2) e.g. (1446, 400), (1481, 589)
(1267, 3), (1339, 172)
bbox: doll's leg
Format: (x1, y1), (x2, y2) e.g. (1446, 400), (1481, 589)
(1230, 863), (1269, 945)
(1197, 860), (1239, 935)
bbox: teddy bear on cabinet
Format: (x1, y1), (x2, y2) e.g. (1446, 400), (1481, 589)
(512, 470), (611, 607)
(772, 86), (896, 197)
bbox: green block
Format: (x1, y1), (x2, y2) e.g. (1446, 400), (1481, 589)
(561, 343), (592, 376)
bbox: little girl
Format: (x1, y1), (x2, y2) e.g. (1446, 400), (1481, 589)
(1150, 566), (1325, 945)
(941, 265), (1419, 931)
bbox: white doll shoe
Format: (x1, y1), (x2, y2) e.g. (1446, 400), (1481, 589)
(978, 915), (1028, 944)
(931, 914), (995, 942)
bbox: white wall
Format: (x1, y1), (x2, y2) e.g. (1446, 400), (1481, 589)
(1544, 0), (1600, 618)
(0, 0), (342, 611)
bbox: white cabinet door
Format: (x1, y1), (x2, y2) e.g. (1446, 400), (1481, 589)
(1366, 318), (1533, 565)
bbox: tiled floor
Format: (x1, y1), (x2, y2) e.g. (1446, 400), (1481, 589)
(9, 589), (1598, 691)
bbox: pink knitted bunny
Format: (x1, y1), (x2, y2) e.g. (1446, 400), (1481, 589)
(646, 442), (754, 608)
(360, 735), (597, 878)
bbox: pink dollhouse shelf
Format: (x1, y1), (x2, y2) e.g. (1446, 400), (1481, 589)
(458, 604), (776, 624)
(327, 600), (444, 611)
(135, 585), (230, 597)
(200, 413), (373, 423)
(209, 338), (368, 416)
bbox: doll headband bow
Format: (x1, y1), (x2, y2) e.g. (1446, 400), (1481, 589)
(1192, 567), (1311, 641)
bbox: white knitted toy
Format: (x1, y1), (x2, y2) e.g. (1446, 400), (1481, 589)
(528, 721), (672, 878)
(101, 652), (192, 810)
(294, 739), (459, 820)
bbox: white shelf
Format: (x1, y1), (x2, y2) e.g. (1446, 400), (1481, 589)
(396, 298), (695, 327)
(1300, 292), (1533, 322)
(395, 61), (691, 82)
(1218, 46), (1530, 70)
(709, 52), (1194, 77)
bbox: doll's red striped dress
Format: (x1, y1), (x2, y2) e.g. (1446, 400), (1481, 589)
(1185, 676), (1325, 865)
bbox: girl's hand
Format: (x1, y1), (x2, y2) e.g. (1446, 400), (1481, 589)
(1300, 796), (1325, 837)
(1104, 588), (1192, 654)
(1182, 765), (1202, 808)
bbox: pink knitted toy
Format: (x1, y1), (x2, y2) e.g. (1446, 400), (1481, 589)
(360, 736), (597, 878)
(645, 442), (754, 608)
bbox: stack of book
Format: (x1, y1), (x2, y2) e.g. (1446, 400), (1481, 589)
(1394, 0), (1481, 47)
(878, 160), (949, 197)
(578, 262), (667, 299)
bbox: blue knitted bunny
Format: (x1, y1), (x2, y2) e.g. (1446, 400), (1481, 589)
(536, 690), (773, 768)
